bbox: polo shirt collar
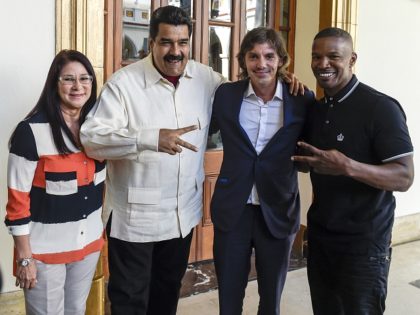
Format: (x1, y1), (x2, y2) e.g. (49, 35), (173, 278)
(323, 74), (360, 104)
(144, 54), (194, 88)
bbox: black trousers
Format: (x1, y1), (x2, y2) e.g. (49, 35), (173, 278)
(307, 237), (392, 315)
(214, 204), (296, 315)
(106, 217), (193, 315)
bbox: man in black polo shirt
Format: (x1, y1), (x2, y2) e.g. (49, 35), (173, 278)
(292, 27), (414, 314)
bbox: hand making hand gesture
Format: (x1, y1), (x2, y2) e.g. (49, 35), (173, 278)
(159, 125), (199, 155)
(291, 141), (350, 176)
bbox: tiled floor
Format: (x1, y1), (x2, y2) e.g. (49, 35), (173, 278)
(0, 290), (25, 315)
(1, 240), (419, 314)
(177, 240), (420, 314)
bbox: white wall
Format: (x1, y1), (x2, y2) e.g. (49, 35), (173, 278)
(357, 0), (420, 217)
(295, 0), (320, 225)
(0, 1), (55, 293)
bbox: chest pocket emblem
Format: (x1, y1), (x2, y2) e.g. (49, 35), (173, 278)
(337, 133), (344, 142)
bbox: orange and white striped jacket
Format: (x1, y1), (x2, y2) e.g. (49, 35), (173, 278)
(5, 111), (105, 264)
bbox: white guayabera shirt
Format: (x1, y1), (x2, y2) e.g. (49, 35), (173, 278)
(81, 54), (225, 242)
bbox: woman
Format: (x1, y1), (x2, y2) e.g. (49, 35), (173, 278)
(5, 50), (105, 315)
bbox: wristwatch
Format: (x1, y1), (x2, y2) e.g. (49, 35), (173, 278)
(17, 257), (33, 267)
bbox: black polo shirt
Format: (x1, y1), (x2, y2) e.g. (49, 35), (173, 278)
(305, 75), (413, 254)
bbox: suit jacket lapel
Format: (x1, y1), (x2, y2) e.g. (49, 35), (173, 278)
(282, 85), (293, 128)
(232, 80), (257, 153)
(260, 82), (293, 155)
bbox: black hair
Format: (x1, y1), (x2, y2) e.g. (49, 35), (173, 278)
(314, 27), (353, 47)
(11, 49), (97, 154)
(149, 5), (192, 41)
(237, 27), (290, 80)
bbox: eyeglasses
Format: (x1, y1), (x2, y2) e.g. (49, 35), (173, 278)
(58, 74), (93, 85)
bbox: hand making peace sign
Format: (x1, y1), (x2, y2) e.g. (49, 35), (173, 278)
(159, 125), (199, 155)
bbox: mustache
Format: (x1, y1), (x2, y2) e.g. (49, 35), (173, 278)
(164, 54), (184, 62)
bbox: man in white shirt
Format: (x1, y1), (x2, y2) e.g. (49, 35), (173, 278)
(210, 27), (315, 315)
(81, 6), (224, 315)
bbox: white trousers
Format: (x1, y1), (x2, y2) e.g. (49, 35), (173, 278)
(24, 251), (100, 315)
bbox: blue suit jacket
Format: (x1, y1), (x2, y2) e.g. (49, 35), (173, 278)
(210, 79), (315, 239)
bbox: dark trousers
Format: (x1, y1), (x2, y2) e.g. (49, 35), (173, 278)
(106, 218), (193, 315)
(214, 204), (296, 315)
(307, 237), (392, 315)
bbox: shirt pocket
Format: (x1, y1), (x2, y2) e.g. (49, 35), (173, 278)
(179, 114), (210, 150)
(44, 169), (78, 195)
(127, 187), (162, 226)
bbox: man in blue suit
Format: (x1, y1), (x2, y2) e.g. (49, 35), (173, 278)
(210, 27), (314, 315)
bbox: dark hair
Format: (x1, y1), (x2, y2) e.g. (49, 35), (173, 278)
(237, 27), (290, 80)
(314, 27), (353, 47)
(149, 5), (192, 41)
(16, 49), (97, 154)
